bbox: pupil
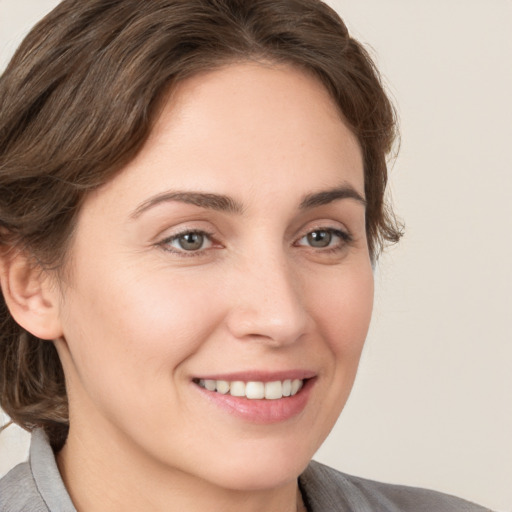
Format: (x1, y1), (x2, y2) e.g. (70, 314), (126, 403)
(179, 233), (203, 250)
(308, 230), (331, 247)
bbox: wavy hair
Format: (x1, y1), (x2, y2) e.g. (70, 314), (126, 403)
(0, 0), (402, 450)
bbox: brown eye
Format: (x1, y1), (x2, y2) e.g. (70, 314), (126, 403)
(306, 230), (332, 248)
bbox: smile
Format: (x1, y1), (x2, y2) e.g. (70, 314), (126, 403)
(196, 379), (304, 400)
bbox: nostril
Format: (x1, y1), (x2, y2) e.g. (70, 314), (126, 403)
(225, 265), (308, 345)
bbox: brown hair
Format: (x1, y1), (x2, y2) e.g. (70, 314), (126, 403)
(0, 0), (402, 449)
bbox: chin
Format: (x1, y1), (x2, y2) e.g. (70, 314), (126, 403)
(203, 454), (310, 492)
(183, 433), (319, 492)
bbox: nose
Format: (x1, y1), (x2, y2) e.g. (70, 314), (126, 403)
(225, 252), (309, 347)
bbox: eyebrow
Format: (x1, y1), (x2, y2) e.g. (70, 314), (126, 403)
(299, 184), (366, 209)
(131, 191), (244, 218)
(131, 183), (365, 219)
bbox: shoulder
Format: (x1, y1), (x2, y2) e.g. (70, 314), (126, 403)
(299, 461), (494, 512)
(0, 461), (49, 512)
(0, 429), (75, 512)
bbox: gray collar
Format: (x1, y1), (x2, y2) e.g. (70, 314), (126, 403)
(30, 429), (76, 512)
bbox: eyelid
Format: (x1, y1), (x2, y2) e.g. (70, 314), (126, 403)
(294, 225), (353, 249)
(154, 220), (354, 257)
(157, 228), (218, 256)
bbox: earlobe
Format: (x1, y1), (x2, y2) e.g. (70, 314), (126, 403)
(0, 249), (63, 341)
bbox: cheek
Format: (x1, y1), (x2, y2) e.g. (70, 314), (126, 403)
(293, 261), (373, 452)
(59, 262), (225, 393)
(309, 261), (374, 358)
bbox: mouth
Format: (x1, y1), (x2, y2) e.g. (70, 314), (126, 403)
(193, 378), (305, 400)
(191, 373), (315, 423)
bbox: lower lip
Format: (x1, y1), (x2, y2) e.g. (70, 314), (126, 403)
(194, 379), (315, 424)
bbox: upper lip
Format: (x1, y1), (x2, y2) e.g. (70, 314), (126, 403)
(193, 370), (316, 382)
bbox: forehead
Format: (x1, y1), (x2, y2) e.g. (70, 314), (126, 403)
(161, 61), (347, 135)
(82, 62), (364, 215)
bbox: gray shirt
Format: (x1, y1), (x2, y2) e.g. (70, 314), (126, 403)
(0, 429), (493, 511)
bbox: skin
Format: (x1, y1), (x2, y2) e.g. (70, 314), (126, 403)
(28, 63), (373, 511)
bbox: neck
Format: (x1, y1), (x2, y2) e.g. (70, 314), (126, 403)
(57, 423), (305, 512)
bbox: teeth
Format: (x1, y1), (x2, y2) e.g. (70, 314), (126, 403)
(246, 381), (265, 399)
(204, 379), (216, 391)
(216, 380), (230, 394)
(264, 381), (282, 400)
(198, 378), (304, 399)
(282, 379), (292, 397)
(291, 379), (302, 395)
(230, 381), (245, 397)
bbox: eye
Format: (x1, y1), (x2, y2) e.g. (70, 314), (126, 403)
(297, 228), (351, 249)
(161, 230), (214, 253)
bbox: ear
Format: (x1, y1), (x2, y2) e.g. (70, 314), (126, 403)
(0, 249), (63, 341)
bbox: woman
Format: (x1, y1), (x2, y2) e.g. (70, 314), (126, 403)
(0, 1), (492, 511)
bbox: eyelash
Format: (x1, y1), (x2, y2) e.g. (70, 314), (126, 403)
(158, 229), (217, 257)
(295, 228), (353, 252)
(158, 227), (353, 257)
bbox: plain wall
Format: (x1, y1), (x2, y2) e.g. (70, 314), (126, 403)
(1, 1), (511, 511)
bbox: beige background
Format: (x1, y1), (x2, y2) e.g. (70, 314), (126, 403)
(1, 1), (511, 510)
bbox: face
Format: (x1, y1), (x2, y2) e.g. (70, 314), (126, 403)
(54, 63), (373, 491)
